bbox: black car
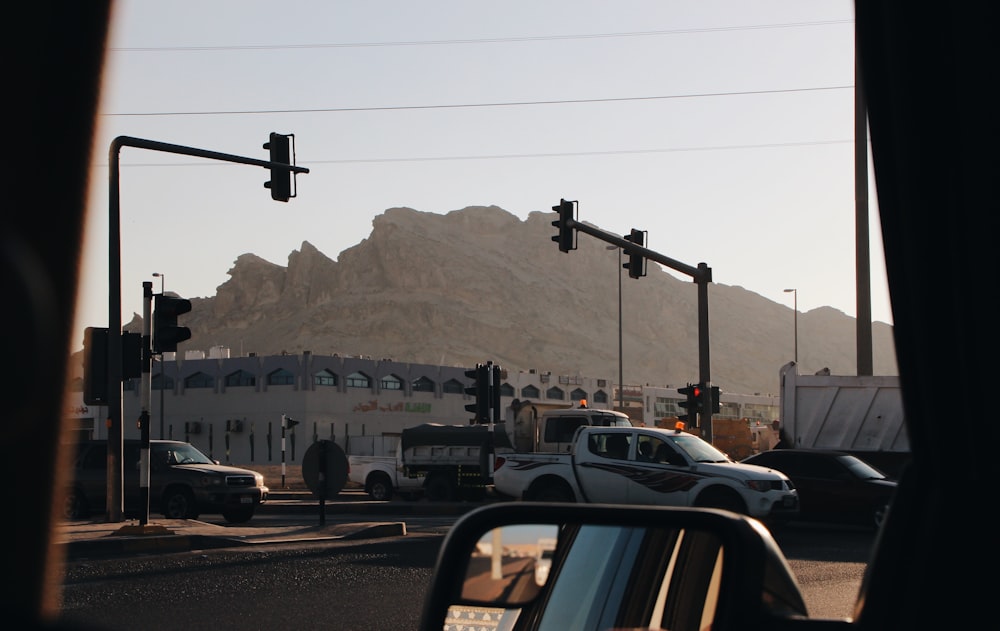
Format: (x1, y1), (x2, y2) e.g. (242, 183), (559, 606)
(66, 439), (269, 523)
(741, 449), (896, 529)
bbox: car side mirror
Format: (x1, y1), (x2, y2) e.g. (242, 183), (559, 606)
(418, 503), (814, 631)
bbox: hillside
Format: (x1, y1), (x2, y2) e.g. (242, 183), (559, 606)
(127, 205), (897, 395)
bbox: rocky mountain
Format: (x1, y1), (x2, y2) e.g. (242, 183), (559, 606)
(130, 205), (897, 395)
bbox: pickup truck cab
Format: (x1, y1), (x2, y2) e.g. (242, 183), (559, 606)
(493, 425), (799, 521)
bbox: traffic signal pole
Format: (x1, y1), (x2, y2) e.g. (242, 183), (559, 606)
(555, 208), (716, 441)
(105, 135), (310, 522)
(139, 282), (153, 526)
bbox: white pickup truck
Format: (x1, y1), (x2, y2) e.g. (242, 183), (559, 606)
(492, 424), (800, 521)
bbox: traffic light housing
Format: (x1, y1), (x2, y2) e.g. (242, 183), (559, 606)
(83, 328), (143, 404)
(153, 294), (192, 354)
(490, 363), (502, 423)
(264, 132), (292, 202)
(83, 327), (108, 405)
(677, 383), (703, 425)
(710, 386), (721, 414)
(551, 199), (576, 253)
(465, 364), (490, 423)
(623, 228), (646, 279)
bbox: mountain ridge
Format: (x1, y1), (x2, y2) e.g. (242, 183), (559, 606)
(128, 205), (897, 395)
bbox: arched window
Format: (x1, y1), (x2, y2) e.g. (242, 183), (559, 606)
(267, 368), (295, 385)
(225, 370), (256, 387)
(380, 374), (402, 390)
(151, 373), (175, 390)
(521, 384), (540, 399)
(571, 388), (588, 402)
(314, 369), (337, 387)
(546, 386), (565, 400)
(499, 382), (515, 397)
(412, 376), (435, 392)
(442, 379), (464, 394)
(346, 372), (371, 388)
(593, 390), (609, 404)
(185, 372), (214, 389)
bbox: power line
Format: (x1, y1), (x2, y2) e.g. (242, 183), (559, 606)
(110, 20), (853, 52)
(104, 138), (854, 169)
(106, 85), (852, 118)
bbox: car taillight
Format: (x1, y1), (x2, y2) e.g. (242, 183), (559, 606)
(494, 456), (507, 469)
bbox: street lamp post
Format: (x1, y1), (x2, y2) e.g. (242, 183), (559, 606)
(608, 245), (623, 409)
(784, 288), (798, 364)
(153, 272), (165, 438)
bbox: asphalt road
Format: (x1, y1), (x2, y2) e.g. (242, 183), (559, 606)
(57, 502), (876, 627)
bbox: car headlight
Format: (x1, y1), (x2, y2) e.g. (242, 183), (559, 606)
(255, 473), (264, 487)
(199, 476), (224, 487)
(746, 479), (774, 492)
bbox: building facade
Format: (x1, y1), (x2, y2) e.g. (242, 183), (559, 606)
(67, 350), (615, 465)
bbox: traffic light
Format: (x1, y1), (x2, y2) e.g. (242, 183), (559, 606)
(677, 383), (703, 425)
(710, 386), (721, 414)
(121, 331), (141, 379)
(153, 294), (192, 354)
(263, 132), (292, 202)
(83, 328), (143, 403)
(490, 363), (502, 423)
(551, 199), (576, 253)
(623, 228), (646, 279)
(83, 327), (108, 405)
(465, 364), (489, 423)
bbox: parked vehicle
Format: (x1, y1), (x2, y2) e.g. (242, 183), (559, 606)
(492, 424), (799, 521)
(347, 453), (422, 501)
(66, 440), (268, 523)
(741, 449), (897, 529)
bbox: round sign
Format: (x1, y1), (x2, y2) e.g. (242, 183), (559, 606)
(301, 440), (349, 499)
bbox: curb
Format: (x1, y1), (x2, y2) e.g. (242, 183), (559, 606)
(63, 522), (408, 560)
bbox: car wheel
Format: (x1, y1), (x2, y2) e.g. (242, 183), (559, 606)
(162, 487), (199, 519)
(694, 487), (747, 514)
(366, 473), (393, 501)
(529, 479), (575, 502)
(222, 507), (254, 523)
(425, 474), (456, 502)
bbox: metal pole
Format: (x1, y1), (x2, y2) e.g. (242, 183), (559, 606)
(784, 288), (798, 364)
(607, 244), (624, 411)
(139, 281), (153, 526)
(617, 248), (623, 410)
(153, 272), (165, 438)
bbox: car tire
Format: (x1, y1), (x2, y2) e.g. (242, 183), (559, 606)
(425, 474), (456, 502)
(694, 486), (747, 514)
(222, 507), (254, 523)
(162, 487), (199, 519)
(366, 473), (393, 501)
(529, 479), (575, 503)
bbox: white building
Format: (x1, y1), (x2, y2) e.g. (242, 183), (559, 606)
(66, 350), (616, 465)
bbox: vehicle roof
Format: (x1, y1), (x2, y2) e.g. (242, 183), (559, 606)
(543, 408), (630, 418)
(745, 449), (853, 458)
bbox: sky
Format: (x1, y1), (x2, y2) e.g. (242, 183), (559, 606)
(74, 0), (890, 352)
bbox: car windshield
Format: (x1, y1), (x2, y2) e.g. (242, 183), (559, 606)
(838, 455), (888, 481)
(667, 434), (731, 463)
(155, 443), (214, 465)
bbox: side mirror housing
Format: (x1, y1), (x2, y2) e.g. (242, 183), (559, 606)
(419, 502), (815, 631)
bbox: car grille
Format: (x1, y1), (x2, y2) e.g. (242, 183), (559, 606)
(226, 475), (257, 487)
